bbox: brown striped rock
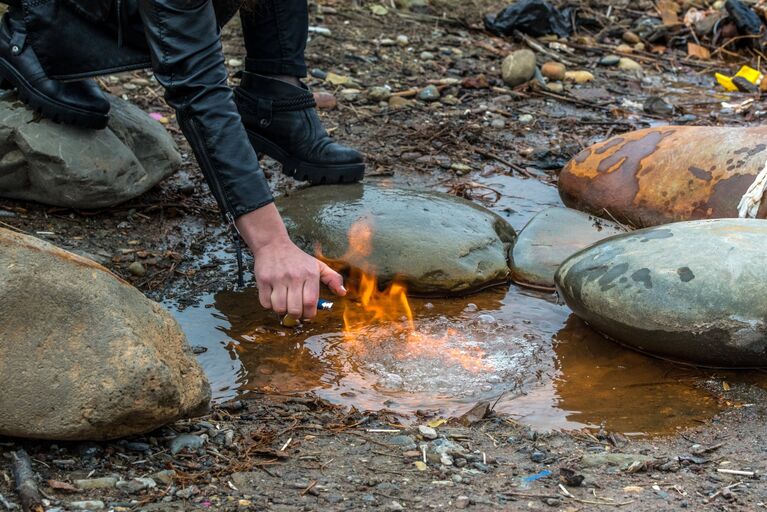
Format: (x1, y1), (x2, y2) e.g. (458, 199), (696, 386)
(559, 126), (767, 227)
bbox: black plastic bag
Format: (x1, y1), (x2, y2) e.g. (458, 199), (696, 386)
(725, 0), (764, 37)
(484, 0), (572, 38)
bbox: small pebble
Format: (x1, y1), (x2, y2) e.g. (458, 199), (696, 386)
(396, 35), (409, 46)
(618, 57), (643, 71)
(169, 434), (205, 455)
(455, 496), (471, 509)
(418, 425), (438, 440)
(599, 55), (620, 66)
(310, 68), (328, 79)
(518, 114), (534, 125)
(418, 85), (440, 102)
(128, 261), (146, 277)
(419, 51), (435, 60)
(531, 450), (546, 463)
(367, 86), (392, 102)
(541, 61), (566, 81)
(490, 118), (505, 129)
(564, 70), (594, 84)
(227, 58), (243, 67)
(313, 91), (337, 110)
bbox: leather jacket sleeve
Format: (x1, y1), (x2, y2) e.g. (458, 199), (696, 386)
(136, 0), (273, 221)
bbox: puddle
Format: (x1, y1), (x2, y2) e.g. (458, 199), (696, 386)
(167, 174), (757, 436)
(169, 283), (730, 436)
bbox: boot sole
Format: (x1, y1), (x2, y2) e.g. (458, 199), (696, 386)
(246, 129), (365, 185)
(0, 58), (109, 130)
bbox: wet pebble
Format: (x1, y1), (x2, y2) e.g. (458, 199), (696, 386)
(418, 85), (440, 102)
(564, 70), (594, 84)
(418, 425), (438, 440)
(501, 49), (536, 87)
(367, 86), (392, 102)
(490, 118), (505, 129)
(599, 55), (620, 66)
(310, 68), (327, 79)
(128, 261), (146, 277)
(531, 450), (546, 463)
(541, 61), (566, 81)
(313, 91), (337, 110)
(618, 57), (642, 71)
(175, 486), (199, 499)
(623, 31), (641, 44)
(472, 462), (490, 472)
(643, 96), (674, 116)
(169, 433), (205, 455)
(150, 470), (176, 485)
(518, 114), (534, 125)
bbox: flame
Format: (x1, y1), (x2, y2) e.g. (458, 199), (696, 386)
(319, 218), (490, 373)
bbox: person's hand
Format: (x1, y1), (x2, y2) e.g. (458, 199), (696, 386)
(235, 203), (346, 319)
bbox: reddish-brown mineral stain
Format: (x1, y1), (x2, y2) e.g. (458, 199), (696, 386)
(559, 126), (767, 227)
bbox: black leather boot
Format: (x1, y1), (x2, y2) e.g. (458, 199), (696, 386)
(0, 9), (110, 129)
(234, 72), (364, 185)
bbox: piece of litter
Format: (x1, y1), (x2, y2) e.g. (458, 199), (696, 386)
(717, 468), (756, 477)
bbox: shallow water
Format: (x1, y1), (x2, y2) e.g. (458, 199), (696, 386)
(169, 282), (733, 435)
(167, 175), (751, 435)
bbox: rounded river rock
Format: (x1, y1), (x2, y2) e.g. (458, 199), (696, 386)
(559, 125), (767, 227)
(278, 184), (516, 295)
(0, 228), (210, 440)
(0, 94), (181, 208)
(555, 219), (767, 367)
(510, 207), (625, 288)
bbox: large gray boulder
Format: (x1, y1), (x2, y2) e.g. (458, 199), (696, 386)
(511, 207), (626, 288)
(555, 219), (767, 368)
(278, 184), (516, 296)
(0, 228), (210, 440)
(0, 95), (181, 208)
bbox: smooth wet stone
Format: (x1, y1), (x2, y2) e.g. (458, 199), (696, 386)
(278, 184), (516, 296)
(511, 207), (626, 288)
(556, 219), (767, 367)
(0, 228), (210, 440)
(0, 95), (181, 208)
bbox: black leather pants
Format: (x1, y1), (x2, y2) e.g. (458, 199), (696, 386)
(241, 0), (308, 77)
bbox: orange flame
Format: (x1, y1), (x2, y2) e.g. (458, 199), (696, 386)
(319, 218), (490, 373)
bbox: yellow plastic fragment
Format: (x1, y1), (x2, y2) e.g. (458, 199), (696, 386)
(716, 65), (763, 92)
(427, 418), (448, 428)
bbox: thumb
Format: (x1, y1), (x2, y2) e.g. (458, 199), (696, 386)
(319, 261), (347, 296)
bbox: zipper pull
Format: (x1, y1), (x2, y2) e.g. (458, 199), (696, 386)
(227, 213), (245, 288)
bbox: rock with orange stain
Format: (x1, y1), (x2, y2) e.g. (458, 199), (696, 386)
(0, 228), (210, 440)
(555, 219), (767, 367)
(559, 126), (767, 227)
(278, 184), (516, 296)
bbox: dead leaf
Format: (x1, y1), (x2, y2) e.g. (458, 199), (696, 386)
(658, 0), (679, 25)
(458, 400), (491, 426)
(370, 4), (388, 16)
(687, 42), (711, 60)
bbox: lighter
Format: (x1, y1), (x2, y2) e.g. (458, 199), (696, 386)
(281, 299), (334, 327)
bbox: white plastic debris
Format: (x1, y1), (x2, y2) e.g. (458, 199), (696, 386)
(737, 158), (767, 218)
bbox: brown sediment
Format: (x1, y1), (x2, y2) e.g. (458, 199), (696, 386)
(559, 126), (767, 227)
